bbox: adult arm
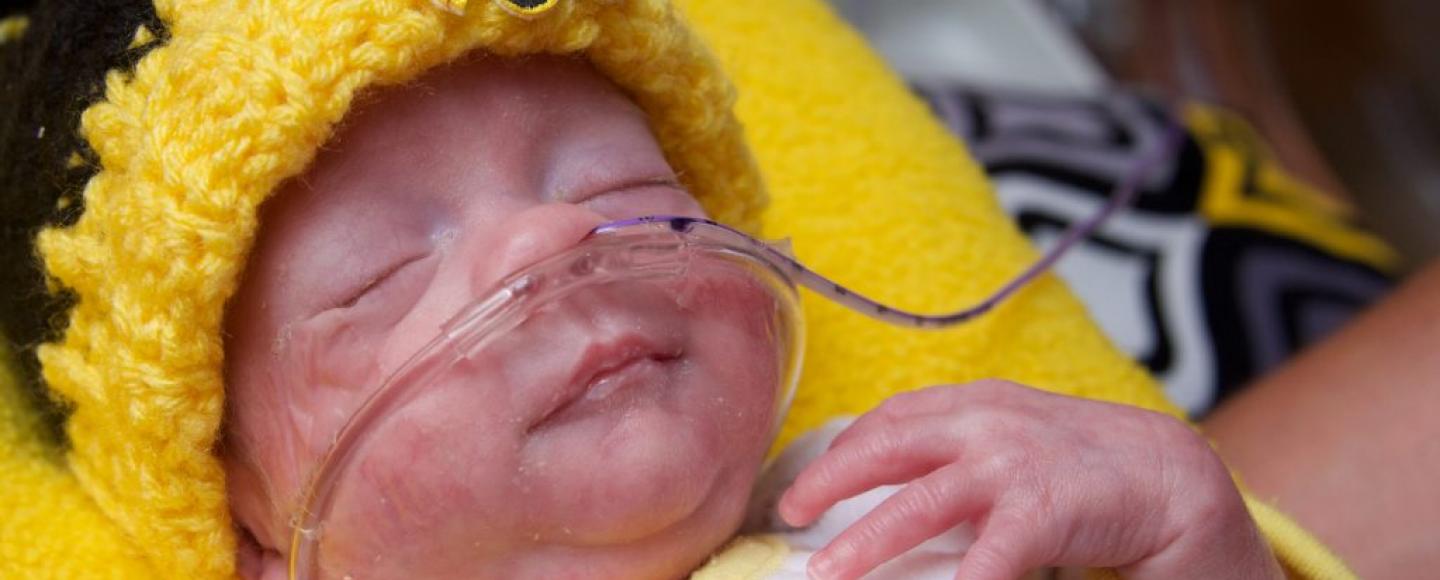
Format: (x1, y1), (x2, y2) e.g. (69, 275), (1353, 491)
(1203, 259), (1440, 579)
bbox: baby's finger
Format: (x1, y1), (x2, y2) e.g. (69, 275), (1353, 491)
(827, 386), (967, 451)
(952, 516), (1043, 580)
(808, 463), (990, 580)
(780, 421), (959, 526)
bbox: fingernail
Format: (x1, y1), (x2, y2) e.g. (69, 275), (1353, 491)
(778, 505), (799, 526)
(777, 496), (806, 527)
(808, 554), (835, 580)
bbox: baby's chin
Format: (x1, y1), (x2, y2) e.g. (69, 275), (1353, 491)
(521, 382), (749, 544)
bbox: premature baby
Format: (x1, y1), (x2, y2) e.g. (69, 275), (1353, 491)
(221, 54), (1282, 579)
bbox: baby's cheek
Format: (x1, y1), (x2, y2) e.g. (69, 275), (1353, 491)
(283, 313), (382, 395)
(228, 313), (388, 499)
(231, 307), (437, 549)
(681, 268), (790, 431)
(672, 271), (792, 518)
(273, 300), (447, 453)
(314, 381), (529, 578)
(279, 313), (389, 448)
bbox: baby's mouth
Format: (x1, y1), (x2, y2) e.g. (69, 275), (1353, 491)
(528, 336), (684, 432)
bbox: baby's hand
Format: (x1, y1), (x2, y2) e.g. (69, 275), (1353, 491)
(778, 380), (1283, 580)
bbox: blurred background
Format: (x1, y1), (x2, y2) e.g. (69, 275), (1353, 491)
(830, 0), (1440, 268)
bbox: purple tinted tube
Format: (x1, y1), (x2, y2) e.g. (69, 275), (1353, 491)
(591, 118), (1185, 329)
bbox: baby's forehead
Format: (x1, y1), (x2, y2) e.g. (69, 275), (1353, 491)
(263, 55), (652, 222)
(303, 55), (650, 185)
(236, 54), (677, 322)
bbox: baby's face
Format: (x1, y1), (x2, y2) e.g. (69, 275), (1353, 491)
(224, 55), (780, 579)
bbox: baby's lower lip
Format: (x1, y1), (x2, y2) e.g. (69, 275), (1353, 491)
(532, 355), (675, 430)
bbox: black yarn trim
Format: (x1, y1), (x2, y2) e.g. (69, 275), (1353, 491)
(1, 0), (168, 446)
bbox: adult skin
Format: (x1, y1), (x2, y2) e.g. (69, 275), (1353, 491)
(1089, 1), (1440, 573)
(1204, 259), (1440, 578)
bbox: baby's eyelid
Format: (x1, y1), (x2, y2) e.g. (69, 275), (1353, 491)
(569, 175), (685, 202)
(335, 254), (427, 309)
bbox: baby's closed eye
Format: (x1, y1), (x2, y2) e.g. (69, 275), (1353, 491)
(329, 252), (440, 325)
(576, 179), (704, 221)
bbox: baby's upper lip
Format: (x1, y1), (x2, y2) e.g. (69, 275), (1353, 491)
(571, 337), (677, 394)
(530, 331), (682, 430)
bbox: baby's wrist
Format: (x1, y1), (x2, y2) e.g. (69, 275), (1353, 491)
(1131, 451), (1282, 578)
(1131, 509), (1283, 579)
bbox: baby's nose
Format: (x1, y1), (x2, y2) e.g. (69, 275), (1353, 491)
(468, 203), (609, 293)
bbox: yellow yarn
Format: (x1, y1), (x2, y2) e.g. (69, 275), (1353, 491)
(431, 0), (470, 15)
(1, 339), (156, 577)
(33, 1), (761, 577)
(128, 24), (157, 50)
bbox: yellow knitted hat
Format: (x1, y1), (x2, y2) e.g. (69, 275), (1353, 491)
(21, 0), (762, 576)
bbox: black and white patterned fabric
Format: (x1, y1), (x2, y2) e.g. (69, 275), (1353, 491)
(914, 85), (1396, 417)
